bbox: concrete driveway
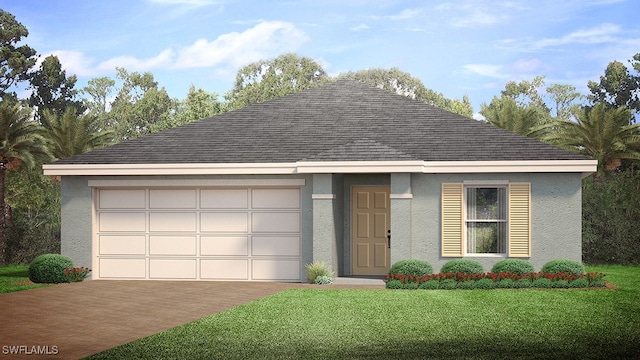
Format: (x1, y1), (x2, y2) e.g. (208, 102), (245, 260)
(0, 280), (304, 359)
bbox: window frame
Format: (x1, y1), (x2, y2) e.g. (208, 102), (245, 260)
(463, 181), (509, 257)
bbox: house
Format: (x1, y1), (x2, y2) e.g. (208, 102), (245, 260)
(43, 80), (596, 282)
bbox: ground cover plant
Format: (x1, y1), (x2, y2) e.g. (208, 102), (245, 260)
(0, 265), (51, 293)
(87, 265), (639, 359)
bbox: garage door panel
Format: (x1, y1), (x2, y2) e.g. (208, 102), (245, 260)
(150, 236), (196, 256)
(150, 212), (197, 232)
(99, 258), (146, 278)
(201, 236), (248, 256)
(150, 259), (197, 279)
(252, 189), (300, 209)
(252, 260), (300, 281)
(99, 235), (146, 255)
(201, 212), (248, 232)
(252, 236), (300, 256)
(201, 259), (249, 280)
(252, 212), (300, 233)
(99, 189), (145, 209)
(201, 189), (248, 209)
(150, 189), (196, 209)
(99, 212), (146, 232)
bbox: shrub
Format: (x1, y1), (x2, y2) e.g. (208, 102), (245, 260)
(440, 259), (484, 274)
(541, 259), (585, 276)
(388, 259), (433, 277)
(314, 275), (334, 285)
(491, 259), (535, 275)
(551, 279), (569, 288)
(63, 266), (91, 282)
(515, 279), (532, 288)
(532, 277), (552, 288)
(495, 279), (515, 289)
(458, 280), (477, 290)
(590, 280), (606, 288)
(403, 282), (420, 290)
(386, 279), (403, 289)
(28, 254), (74, 284)
(475, 278), (494, 289)
(438, 279), (457, 290)
(305, 261), (334, 284)
(569, 278), (589, 288)
(419, 280), (439, 290)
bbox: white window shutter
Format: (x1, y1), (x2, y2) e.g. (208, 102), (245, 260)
(508, 182), (531, 257)
(441, 183), (463, 257)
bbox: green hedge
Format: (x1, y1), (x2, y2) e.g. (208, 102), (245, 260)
(28, 254), (73, 284)
(388, 259), (433, 277)
(491, 259), (534, 275)
(440, 259), (484, 274)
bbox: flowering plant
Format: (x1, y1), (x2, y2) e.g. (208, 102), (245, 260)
(63, 267), (91, 282)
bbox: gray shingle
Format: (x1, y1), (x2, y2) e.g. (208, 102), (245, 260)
(52, 80), (590, 165)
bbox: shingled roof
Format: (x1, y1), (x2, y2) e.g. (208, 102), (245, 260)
(51, 80), (589, 165)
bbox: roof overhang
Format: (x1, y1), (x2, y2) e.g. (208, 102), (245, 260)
(43, 159), (597, 177)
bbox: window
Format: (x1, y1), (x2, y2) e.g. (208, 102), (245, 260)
(441, 182), (530, 258)
(465, 187), (507, 254)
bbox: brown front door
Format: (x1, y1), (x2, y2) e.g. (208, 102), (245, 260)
(351, 186), (390, 275)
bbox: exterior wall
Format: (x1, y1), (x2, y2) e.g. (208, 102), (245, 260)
(60, 174), (313, 281)
(411, 172), (583, 272)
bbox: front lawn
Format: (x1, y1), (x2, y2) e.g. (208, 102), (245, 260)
(89, 265), (640, 359)
(0, 265), (51, 294)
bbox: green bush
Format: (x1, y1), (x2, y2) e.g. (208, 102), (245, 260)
(532, 278), (552, 288)
(569, 278), (589, 288)
(491, 259), (535, 275)
(403, 282), (419, 290)
(541, 259), (585, 276)
(590, 279), (606, 288)
(388, 259), (433, 276)
(495, 279), (515, 289)
(515, 279), (532, 288)
(28, 254), (73, 283)
(314, 275), (334, 285)
(419, 280), (439, 290)
(440, 259), (484, 274)
(458, 280), (477, 290)
(305, 261), (334, 284)
(551, 279), (569, 288)
(438, 279), (457, 290)
(385, 279), (403, 289)
(475, 278), (494, 289)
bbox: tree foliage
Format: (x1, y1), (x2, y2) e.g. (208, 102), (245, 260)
(480, 96), (551, 139)
(0, 10), (38, 98)
(28, 55), (84, 120)
(339, 67), (473, 117)
(588, 53), (640, 116)
(227, 53), (329, 109)
(543, 103), (640, 176)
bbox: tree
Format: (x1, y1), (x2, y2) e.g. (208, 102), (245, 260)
(81, 76), (116, 115)
(479, 96), (551, 139)
(108, 68), (176, 141)
(226, 53), (329, 109)
(41, 107), (114, 159)
(588, 54), (640, 117)
(0, 10), (38, 99)
(28, 55), (84, 121)
(339, 67), (473, 117)
(501, 75), (550, 114)
(543, 103), (640, 176)
(0, 102), (51, 263)
(546, 83), (583, 120)
(170, 84), (225, 128)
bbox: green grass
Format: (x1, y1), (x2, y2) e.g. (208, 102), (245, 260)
(0, 265), (51, 293)
(86, 265), (640, 359)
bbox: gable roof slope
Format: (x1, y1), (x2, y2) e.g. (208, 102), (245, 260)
(51, 80), (590, 165)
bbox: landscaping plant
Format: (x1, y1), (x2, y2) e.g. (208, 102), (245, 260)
(541, 259), (585, 275)
(28, 254), (73, 284)
(304, 261), (334, 284)
(388, 259), (433, 277)
(490, 259), (535, 275)
(440, 259), (484, 274)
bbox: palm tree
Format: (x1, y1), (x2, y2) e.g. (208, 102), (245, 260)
(543, 103), (640, 176)
(480, 96), (552, 140)
(42, 107), (114, 159)
(0, 102), (51, 263)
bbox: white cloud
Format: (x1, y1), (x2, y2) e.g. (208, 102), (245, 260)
(508, 58), (543, 73)
(96, 49), (175, 73)
(388, 9), (421, 21)
(462, 64), (509, 79)
(175, 21), (309, 68)
(350, 23), (370, 31)
(499, 23), (622, 52)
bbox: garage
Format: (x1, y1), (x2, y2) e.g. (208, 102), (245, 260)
(94, 186), (302, 281)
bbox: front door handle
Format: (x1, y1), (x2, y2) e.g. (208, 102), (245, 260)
(387, 230), (391, 249)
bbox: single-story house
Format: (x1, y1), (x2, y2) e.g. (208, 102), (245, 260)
(43, 80), (596, 282)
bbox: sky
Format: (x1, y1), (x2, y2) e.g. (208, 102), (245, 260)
(2, 0), (638, 117)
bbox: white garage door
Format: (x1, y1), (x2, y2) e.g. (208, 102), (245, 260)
(94, 187), (302, 281)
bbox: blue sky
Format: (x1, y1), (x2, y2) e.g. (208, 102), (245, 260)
(3, 0), (638, 116)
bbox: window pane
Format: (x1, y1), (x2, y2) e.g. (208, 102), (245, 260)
(467, 187), (506, 220)
(467, 222), (506, 254)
